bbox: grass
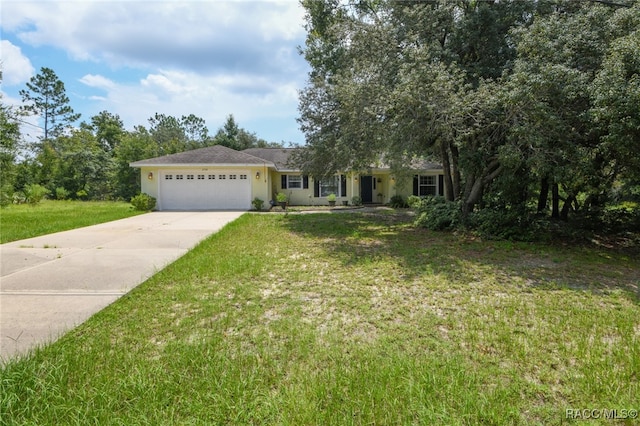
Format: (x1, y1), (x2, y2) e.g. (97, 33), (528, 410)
(1, 212), (639, 424)
(0, 200), (144, 243)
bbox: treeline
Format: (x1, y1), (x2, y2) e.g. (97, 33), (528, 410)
(0, 67), (282, 204)
(296, 0), (640, 237)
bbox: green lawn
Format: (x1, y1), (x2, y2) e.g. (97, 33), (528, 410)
(1, 212), (638, 424)
(0, 200), (144, 243)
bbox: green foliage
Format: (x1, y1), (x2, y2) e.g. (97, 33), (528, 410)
(468, 208), (549, 241)
(276, 192), (288, 203)
(252, 197), (265, 211)
(55, 187), (69, 200)
(0, 184), (14, 208)
(22, 184), (50, 205)
(297, 0), (640, 234)
(575, 204), (640, 234)
(130, 193), (156, 211)
(407, 195), (422, 209)
(413, 196), (462, 231)
(0, 101), (20, 190)
(86, 110), (125, 152)
(19, 67), (80, 140)
(351, 195), (362, 206)
(212, 114), (281, 150)
(326, 193), (337, 202)
(75, 190), (88, 200)
(389, 195), (407, 208)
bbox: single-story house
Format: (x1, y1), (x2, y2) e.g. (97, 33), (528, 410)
(130, 145), (445, 210)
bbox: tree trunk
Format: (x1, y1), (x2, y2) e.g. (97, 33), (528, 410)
(464, 177), (484, 215)
(440, 140), (455, 201)
(560, 194), (576, 221)
(450, 144), (461, 200)
(537, 177), (549, 213)
(551, 183), (560, 219)
(461, 159), (502, 217)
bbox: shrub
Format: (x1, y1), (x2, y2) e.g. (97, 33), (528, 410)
(468, 207), (549, 241)
(1, 185), (14, 208)
(76, 189), (88, 200)
(351, 195), (362, 206)
(575, 204), (640, 233)
(389, 195), (408, 208)
(130, 193), (156, 211)
(327, 193), (337, 202)
(413, 196), (461, 231)
(55, 187), (70, 200)
(276, 192), (288, 203)
(252, 197), (264, 211)
(407, 195), (423, 209)
(13, 192), (26, 204)
(23, 184), (50, 205)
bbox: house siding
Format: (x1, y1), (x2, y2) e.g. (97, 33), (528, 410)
(133, 146), (447, 209)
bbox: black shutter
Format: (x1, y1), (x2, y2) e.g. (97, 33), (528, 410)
(340, 175), (347, 197)
(303, 175), (309, 189)
(438, 175), (444, 196)
(314, 179), (320, 197)
(413, 175), (419, 196)
(281, 175), (287, 189)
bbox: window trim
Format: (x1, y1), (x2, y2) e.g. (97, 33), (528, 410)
(281, 174), (309, 190)
(314, 174), (346, 198)
(414, 174), (437, 196)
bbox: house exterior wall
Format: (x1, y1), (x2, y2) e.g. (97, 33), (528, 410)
(272, 172), (355, 206)
(137, 165), (446, 209)
(392, 171), (445, 199)
(139, 167), (160, 200)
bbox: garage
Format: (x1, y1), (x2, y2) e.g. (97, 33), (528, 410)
(159, 169), (251, 210)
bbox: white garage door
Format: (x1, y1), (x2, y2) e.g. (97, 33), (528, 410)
(159, 170), (251, 210)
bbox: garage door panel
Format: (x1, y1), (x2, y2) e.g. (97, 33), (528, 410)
(159, 170), (250, 210)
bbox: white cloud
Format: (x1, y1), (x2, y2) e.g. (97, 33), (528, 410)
(2, 1), (308, 75)
(0, 40), (35, 85)
(78, 74), (116, 90)
(79, 68), (300, 140)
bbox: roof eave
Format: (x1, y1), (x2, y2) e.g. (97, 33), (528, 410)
(130, 162), (276, 168)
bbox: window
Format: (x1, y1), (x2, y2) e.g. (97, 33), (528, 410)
(197, 174), (205, 180)
(208, 175), (215, 179)
(176, 174), (184, 180)
(315, 175), (346, 197)
(165, 174), (173, 180)
(219, 174), (226, 179)
(230, 174), (237, 180)
(240, 174), (247, 180)
(415, 175), (437, 196)
(187, 174), (194, 180)
(281, 175), (308, 190)
(288, 175), (302, 189)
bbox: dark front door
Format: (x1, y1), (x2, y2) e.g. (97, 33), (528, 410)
(361, 175), (373, 203)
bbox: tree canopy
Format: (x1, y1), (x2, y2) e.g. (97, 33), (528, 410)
(19, 67), (80, 142)
(296, 0), (640, 230)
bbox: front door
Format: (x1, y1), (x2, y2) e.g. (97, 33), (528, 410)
(361, 175), (373, 203)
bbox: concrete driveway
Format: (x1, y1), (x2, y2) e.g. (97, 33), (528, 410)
(0, 211), (244, 361)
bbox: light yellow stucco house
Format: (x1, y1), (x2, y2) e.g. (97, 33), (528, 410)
(130, 145), (445, 210)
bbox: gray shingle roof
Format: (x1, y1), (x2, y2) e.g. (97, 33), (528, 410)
(130, 145), (271, 167)
(241, 148), (298, 170)
(242, 148), (443, 171)
(130, 144), (443, 172)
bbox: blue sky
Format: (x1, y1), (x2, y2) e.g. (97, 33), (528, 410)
(1, 0), (310, 145)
